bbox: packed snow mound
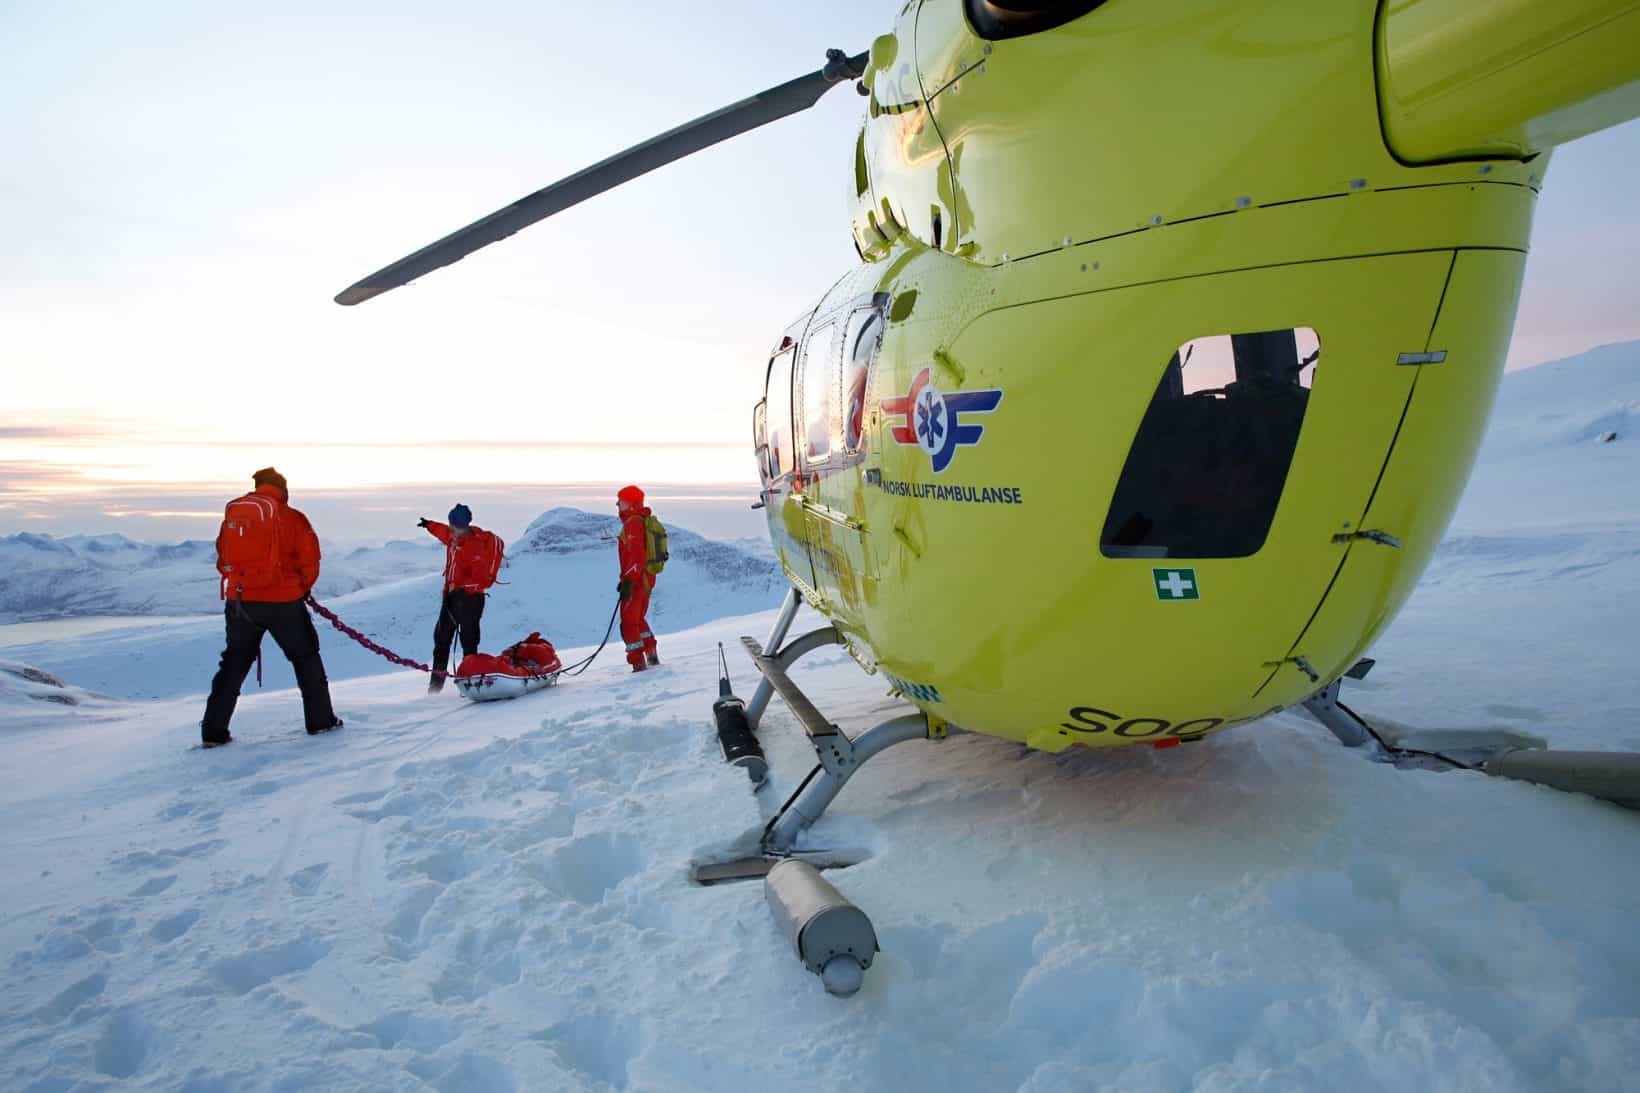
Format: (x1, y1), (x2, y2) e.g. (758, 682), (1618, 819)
(0, 658), (108, 715)
(5, 509), (784, 699)
(0, 531), (439, 623)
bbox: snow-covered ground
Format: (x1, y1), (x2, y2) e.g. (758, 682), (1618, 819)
(1, 349), (1638, 1091)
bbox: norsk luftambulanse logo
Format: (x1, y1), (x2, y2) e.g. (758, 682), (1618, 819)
(880, 367), (1003, 473)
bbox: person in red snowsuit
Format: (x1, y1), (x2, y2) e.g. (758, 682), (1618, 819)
(419, 503), (502, 692)
(616, 485), (659, 672)
(201, 467), (341, 746)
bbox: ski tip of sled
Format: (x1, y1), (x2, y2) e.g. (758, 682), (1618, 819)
(688, 847), (871, 886)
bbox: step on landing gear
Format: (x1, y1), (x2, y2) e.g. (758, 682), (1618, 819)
(692, 589), (946, 995)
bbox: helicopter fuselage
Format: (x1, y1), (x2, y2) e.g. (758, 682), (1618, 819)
(752, 0), (1640, 750)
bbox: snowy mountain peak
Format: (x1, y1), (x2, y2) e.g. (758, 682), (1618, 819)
(515, 507), (623, 555)
(5, 532), (74, 556)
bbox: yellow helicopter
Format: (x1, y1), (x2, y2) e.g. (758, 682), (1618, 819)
(339, 1), (1640, 989)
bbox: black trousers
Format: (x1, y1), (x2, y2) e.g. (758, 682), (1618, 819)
(431, 589), (485, 677)
(201, 599), (336, 740)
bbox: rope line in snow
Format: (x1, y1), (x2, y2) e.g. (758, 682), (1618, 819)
(560, 600), (622, 677)
(305, 595), (433, 673)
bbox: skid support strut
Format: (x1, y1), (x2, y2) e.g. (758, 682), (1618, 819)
(1302, 680), (1374, 750)
(764, 713), (932, 853)
(746, 587), (803, 728)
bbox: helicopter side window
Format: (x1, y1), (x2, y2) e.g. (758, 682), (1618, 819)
(1101, 327), (1320, 560)
(801, 322), (839, 463)
(840, 308), (884, 454)
(752, 400), (770, 486)
(766, 348), (796, 480)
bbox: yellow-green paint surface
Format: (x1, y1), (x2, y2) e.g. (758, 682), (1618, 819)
(759, 0), (1640, 750)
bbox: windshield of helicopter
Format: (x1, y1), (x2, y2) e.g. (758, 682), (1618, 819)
(1101, 327), (1319, 559)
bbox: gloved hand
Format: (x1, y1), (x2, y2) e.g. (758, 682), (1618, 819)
(417, 517), (430, 529)
(617, 578), (632, 600)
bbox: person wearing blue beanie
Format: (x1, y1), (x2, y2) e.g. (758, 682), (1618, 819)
(417, 503), (504, 693)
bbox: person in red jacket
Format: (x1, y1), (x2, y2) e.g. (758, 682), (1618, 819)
(200, 467), (341, 747)
(616, 484), (659, 672)
(419, 503), (504, 692)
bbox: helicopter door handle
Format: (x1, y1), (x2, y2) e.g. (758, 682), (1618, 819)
(1331, 529), (1402, 549)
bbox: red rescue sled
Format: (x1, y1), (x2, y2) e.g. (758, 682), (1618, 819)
(453, 632), (562, 702)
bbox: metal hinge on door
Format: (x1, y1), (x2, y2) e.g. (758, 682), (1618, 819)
(1264, 654), (1321, 683)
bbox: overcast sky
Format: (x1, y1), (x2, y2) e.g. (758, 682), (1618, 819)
(4, 1), (1639, 541)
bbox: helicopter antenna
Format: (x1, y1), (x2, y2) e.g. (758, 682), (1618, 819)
(335, 48), (868, 306)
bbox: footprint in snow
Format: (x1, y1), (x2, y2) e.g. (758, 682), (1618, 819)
(33, 971), (108, 1024)
(149, 909), (200, 943)
(127, 874), (177, 899)
(286, 862), (330, 897)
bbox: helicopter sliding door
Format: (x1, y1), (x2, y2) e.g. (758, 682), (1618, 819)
(761, 343), (817, 593)
(797, 302), (885, 641)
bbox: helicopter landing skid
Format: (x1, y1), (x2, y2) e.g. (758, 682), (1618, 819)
(1303, 666), (1640, 810)
(692, 593), (946, 992)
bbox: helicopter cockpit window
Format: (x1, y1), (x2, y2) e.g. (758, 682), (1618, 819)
(1101, 327), (1320, 560)
(841, 308), (884, 454)
(801, 322), (838, 463)
(766, 348), (796, 479)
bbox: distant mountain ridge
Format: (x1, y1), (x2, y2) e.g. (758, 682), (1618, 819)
(0, 530), (441, 624)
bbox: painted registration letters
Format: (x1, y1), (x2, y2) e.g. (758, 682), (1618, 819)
(1061, 706), (1226, 739)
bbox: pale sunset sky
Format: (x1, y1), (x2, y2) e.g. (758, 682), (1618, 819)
(4, 2), (1640, 541)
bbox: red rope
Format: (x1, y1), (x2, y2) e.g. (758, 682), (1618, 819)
(305, 595), (433, 673)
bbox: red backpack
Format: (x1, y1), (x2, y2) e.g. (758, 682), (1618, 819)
(469, 530), (505, 592)
(217, 493), (283, 599)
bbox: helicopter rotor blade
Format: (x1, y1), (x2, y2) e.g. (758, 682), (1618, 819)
(335, 48), (868, 306)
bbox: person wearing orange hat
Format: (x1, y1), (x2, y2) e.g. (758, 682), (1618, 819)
(200, 467), (341, 747)
(615, 484), (660, 672)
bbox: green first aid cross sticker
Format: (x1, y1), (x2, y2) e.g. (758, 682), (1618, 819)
(1153, 568), (1200, 601)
